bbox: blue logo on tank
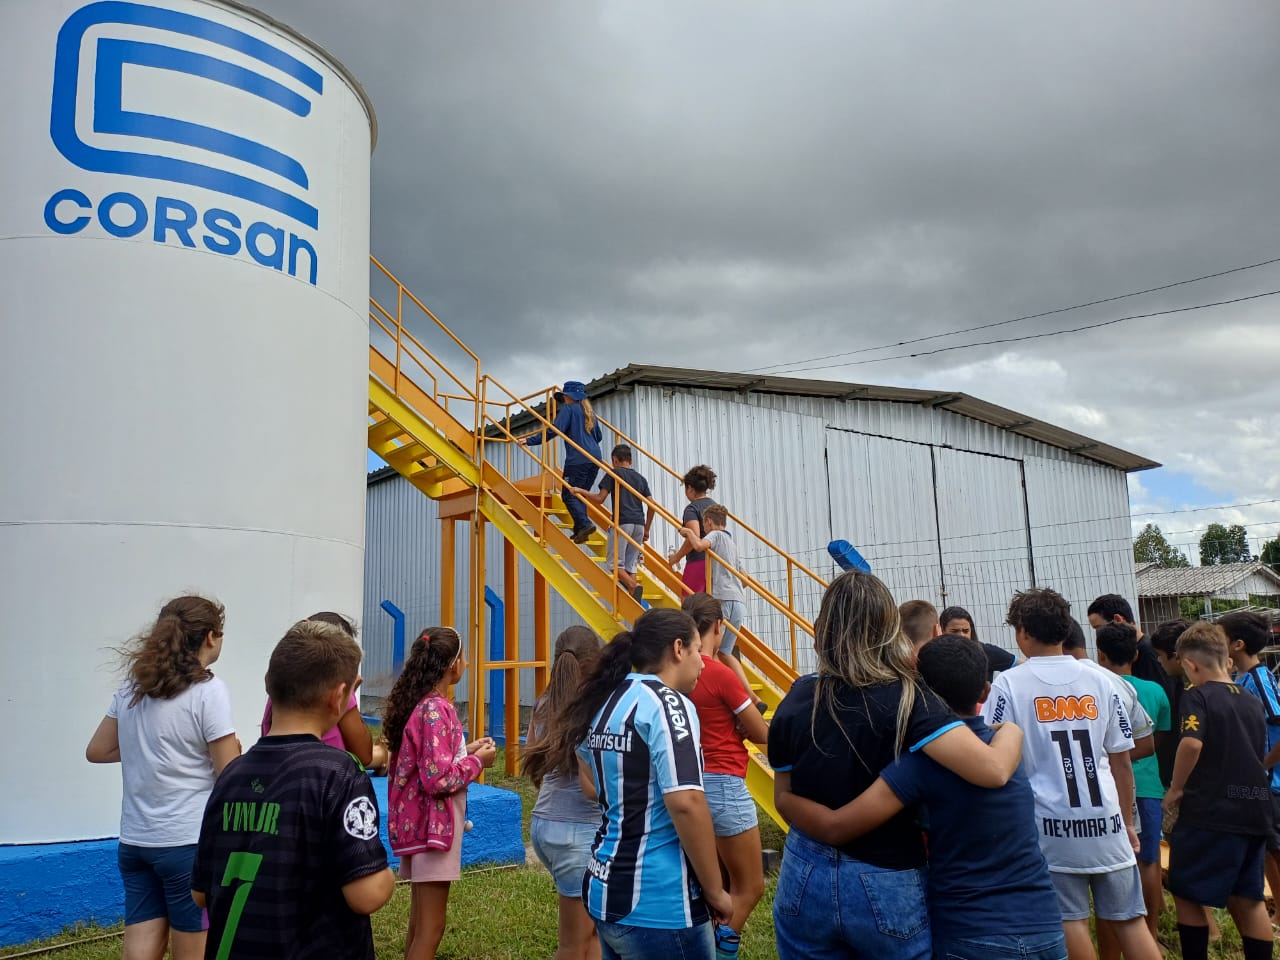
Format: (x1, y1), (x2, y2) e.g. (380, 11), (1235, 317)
(45, 1), (324, 285)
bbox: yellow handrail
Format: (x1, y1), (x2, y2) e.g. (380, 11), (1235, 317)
(367, 256), (820, 678)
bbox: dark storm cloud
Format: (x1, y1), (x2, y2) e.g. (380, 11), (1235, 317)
(259, 0), (1280, 507)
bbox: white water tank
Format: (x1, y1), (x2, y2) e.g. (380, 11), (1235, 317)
(0, 0), (375, 842)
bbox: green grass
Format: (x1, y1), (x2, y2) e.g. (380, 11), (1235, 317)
(0, 752), (1252, 958)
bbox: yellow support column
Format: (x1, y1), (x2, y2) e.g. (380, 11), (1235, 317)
(469, 516), (487, 777)
(533, 571), (550, 701)
(440, 519), (455, 627)
(503, 541), (520, 775)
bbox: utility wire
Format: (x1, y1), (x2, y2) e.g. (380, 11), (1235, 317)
(769, 288), (1280, 374)
(747, 254), (1280, 374)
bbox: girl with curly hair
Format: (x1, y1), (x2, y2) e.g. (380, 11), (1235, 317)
(85, 595), (241, 960)
(384, 627), (496, 960)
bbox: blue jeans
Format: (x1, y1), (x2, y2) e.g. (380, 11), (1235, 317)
(596, 919), (713, 960)
(562, 464), (598, 533)
(932, 931), (1067, 960)
(773, 828), (930, 960)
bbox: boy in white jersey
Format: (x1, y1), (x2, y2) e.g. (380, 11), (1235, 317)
(984, 589), (1160, 960)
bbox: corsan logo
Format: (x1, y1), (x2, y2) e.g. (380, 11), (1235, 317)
(44, 1), (322, 284)
(1035, 695), (1099, 723)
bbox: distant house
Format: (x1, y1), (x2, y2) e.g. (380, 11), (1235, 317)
(1135, 561), (1280, 630)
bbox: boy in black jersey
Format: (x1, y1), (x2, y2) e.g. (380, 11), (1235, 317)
(193, 620), (394, 959)
(1163, 622), (1274, 960)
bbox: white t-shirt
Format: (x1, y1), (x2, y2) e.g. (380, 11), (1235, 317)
(108, 677), (235, 846)
(705, 529), (746, 605)
(983, 656), (1136, 874)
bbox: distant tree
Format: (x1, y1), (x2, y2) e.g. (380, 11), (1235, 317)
(1199, 523), (1254, 566)
(1262, 536), (1280, 569)
(1133, 523), (1190, 568)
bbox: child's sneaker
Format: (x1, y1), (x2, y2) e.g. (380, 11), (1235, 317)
(715, 923), (740, 960)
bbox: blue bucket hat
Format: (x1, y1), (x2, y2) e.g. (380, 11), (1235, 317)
(557, 381), (588, 401)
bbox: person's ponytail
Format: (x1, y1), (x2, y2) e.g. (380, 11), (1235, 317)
(556, 633), (633, 757)
(523, 625), (603, 786)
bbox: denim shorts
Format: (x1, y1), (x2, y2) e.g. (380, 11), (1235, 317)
(1049, 865), (1146, 921)
(118, 842), (205, 932)
(934, 931), (1067, 960)
(596, 918), (713, 960)
(530, 816), (597, 898)
(610, 523), (645, 574)
(774, 828), (930, 960)
(720, 599), (745, 631)
(703, 773), (757, 837)
(1136, 797), (1162, 865)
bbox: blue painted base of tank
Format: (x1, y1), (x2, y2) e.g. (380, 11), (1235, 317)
(0, 779), (524, 949)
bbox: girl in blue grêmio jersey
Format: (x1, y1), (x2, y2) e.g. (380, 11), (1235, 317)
(546, 607), (732, 960)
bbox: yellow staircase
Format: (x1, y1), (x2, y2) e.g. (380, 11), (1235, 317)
(367, 257), (830, 827)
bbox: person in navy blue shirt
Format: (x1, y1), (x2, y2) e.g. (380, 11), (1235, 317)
(778, 634), (1065, 960)
(522, 381), (604, 543)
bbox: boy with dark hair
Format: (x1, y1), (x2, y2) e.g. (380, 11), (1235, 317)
(1164, 623), (1274, 960)
(571, 443), (654, 598)
(1221, 610), (1280, 906)
(899, 599), (941, 655)
(1146, 617), (1192, 679)
(1096, 622), (1171, 946)
(985, 589), (1159, 960)
(192, 621), (394, 959)
(1087, 593), (1171, 694)
(777, 634), (1065, 960)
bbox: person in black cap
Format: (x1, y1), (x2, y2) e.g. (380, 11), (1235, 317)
(523, 381), (604, 543)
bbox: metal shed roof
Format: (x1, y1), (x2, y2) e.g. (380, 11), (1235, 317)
(587, 364), (1159, 473)
(1135, 561), (1280, 599)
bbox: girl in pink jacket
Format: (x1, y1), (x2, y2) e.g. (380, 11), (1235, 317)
(383, 627), (496, 960)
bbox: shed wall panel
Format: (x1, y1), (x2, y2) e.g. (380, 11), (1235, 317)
(824, 429), (942, 609)
(933, 448), (1031, 651)
(1023, 455), (1135, 635)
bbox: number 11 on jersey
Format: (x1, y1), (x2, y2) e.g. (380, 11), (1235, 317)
(1049, 728), (1103, 808)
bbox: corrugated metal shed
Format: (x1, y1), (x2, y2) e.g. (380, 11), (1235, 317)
(589, 365), (1158, 473)
(364, 364), (1153, 692)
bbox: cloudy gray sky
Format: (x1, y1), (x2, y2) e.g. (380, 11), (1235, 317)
(257, 0), (1280, 560)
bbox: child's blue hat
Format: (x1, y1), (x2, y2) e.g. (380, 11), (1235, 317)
(558, 381), (588, 401)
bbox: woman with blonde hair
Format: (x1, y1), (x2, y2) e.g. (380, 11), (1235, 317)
(769, 571), (1024, 960)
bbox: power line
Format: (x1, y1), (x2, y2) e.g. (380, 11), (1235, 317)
(769, 288), (1280, 374)
(747, 254), (1280, 375)
(1134, 497), (1280, 518)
